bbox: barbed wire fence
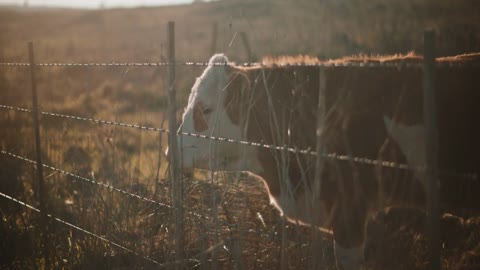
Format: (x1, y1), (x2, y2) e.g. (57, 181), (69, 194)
(0, 23), (478, 269)
(1, 104), (478, 181)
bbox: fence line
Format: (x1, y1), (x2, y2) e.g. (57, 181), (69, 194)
(0, 149), (284, 240)
(0, 190), (168, 267)
(0, 104), (169, 132)
(1, 104), (478, 181)
(0, 150), (195, 213)
(0, 189), (279, 269)
(1, 60), (479, 68)
(0, 149), (204, 218)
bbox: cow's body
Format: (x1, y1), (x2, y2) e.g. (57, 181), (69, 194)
(174, 53), (480, 269)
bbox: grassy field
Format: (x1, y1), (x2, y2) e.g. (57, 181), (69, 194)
(1, 0), (480, 269)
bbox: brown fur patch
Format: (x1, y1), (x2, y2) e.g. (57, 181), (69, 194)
(225, 57), (480, 249)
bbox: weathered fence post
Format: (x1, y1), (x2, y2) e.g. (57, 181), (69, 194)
(210, 21), (218, 55)
(310, 66), (327, 269)
(239, 32), (256, 62)
(166, 21), (184, 269)
(28, 41), (50, 268)
(314, 67), (327, 199)
(423, 30), (440, 270)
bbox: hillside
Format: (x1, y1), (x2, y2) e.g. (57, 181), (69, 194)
(1, 0), (480, 62)
(1, 0), (479, 108)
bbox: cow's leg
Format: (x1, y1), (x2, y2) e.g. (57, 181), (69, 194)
(332, 201), (368, 270)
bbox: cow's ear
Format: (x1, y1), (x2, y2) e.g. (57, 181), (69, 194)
(224, 71), (251, 125)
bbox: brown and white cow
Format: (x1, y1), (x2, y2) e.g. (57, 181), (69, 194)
(173, 53), (480, 269)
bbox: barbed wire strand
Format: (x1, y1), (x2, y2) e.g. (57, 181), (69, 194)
(0, 105), (168, 133)
(0, 149), (283, 240)
(1, 104), (477, 180)
(0, 149), (205, 218)
(0, 190), (165, 267)
(1, 61), (479, 68)
(0, 189), (290, 268)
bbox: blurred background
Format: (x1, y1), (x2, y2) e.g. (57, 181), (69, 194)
(2, 0), (479, 111)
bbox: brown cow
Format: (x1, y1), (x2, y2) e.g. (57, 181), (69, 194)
(172, 53), (480, 269)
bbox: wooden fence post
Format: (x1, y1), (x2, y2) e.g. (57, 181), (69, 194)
(210, 21), (218, 55)
(310, 66), (327, 269)
(239, 32), (256, 62)
(28, 41), (50, 268)
(166, 21), (184, 269)
(423, 30), (440, 270)
(314, 67), (327, 197)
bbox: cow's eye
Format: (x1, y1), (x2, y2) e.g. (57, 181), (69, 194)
(202, 107), (213, 115)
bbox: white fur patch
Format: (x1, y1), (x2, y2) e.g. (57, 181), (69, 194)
(334, 241), (364, 270)
(383, 116), (427, 187)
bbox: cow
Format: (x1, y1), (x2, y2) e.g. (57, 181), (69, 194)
(171, 53), (480, 269)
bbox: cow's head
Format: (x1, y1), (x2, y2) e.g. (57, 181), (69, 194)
(172, 54), (262, 173)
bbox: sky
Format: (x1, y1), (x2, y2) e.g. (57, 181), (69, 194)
(0, 0), (193, 9)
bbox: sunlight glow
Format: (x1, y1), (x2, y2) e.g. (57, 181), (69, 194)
(0, 0), (194, 9)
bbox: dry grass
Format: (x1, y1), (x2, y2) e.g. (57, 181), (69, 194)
(1, 0), (480, 269)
